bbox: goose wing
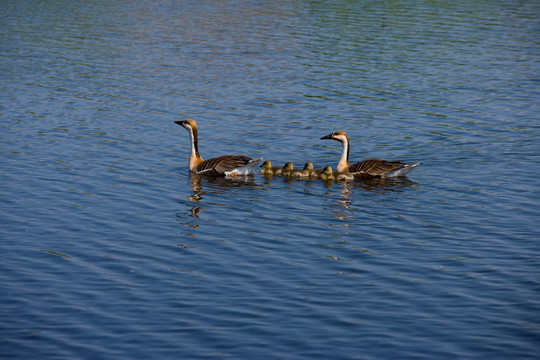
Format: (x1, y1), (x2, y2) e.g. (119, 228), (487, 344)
(195, 155), (254, 176)
(349, 159), (408, 176)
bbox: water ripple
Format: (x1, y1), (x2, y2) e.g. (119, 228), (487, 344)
(2, 0), (540, 359)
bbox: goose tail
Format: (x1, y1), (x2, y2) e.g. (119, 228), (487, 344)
(384, 162), (420, 177)
(225, 157), (263, 176)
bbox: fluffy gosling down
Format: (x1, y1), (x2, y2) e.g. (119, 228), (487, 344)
(319, 166), (335, 181)
(281, 162), (307, 179)
(260, 160), (282, 176)
(296, 162), (315, 178)
(281, 162), (294, 177)
(318, 166), (356, 182)
(303, 161), (324, 179)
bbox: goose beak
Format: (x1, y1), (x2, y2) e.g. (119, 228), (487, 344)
(320, 133), (333, 140)
(175, 120), (188, 129)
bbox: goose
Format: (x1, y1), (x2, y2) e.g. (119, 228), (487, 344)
(319, 166), (335, 181)
(175, 119), (262, 176)
(320, 130), (419, 177)
(260, 160), (282, 176)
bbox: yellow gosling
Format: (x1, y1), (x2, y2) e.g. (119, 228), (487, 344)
(281, 162), (294, 177)
(335, 171), (354, 181)
(304, 162), (323, 179)
(282, 162), (306, 179)
(260, 160), (282, 176)
(319, 166), (335, 181)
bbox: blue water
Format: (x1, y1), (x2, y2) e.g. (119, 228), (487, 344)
(1, 1), (539, 359)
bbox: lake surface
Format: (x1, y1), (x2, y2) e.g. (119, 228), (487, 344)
(1, 0), (539, 359)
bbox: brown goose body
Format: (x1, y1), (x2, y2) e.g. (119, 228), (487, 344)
(348, 159), (413, 178)
(176, 119), (262, 176)
(193, 154), (257, 177)
(321, 130), (419, 177)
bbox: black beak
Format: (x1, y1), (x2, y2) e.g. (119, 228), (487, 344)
(320, 133), (333, 140)
(175, 120), (190, 130)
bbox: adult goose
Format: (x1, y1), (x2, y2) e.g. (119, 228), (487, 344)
(320, 130), (419, 177)
(176, 119), (262, 176)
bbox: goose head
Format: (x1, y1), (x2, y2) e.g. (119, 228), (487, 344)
(175, 119), (202, 165)
(322, 166), (333, 175)
(175, 119), (198, 133)
(303, 162), (314, 171)
(321, 130), (350, 172)
(320, 130), (349, 143)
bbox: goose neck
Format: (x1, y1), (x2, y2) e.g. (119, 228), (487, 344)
(337, 137), (350, 172)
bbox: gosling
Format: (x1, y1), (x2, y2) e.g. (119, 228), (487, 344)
(334, 171), (354, 181)
(281, 162), (295, 177)
(260, 160), (282, 176)
(282, 162), (307, 179)
(304, 161), (324, 179)
(296, 162), (315, 178)
(320, 166), (355, 182)
(319, 166), (335, 181)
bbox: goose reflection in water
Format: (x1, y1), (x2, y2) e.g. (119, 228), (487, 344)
(188, 172), (257, 193)
(322, 177), (418, 221)
(178, 173), (256, 235)
(355, 176), (418, 192)
(180, 172), (418, 228)
(324, 181), (353, 221)
(185, 172), (257, 216)
(321, 174), (418, 192)
(261, 168), (417, 192)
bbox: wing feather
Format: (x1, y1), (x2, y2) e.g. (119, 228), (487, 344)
(195, 155), (253, 176)
(349, 159), (408, 176)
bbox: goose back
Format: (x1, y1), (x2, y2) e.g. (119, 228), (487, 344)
(195, 155), (257, 176)
(349, 159), (413, 177)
